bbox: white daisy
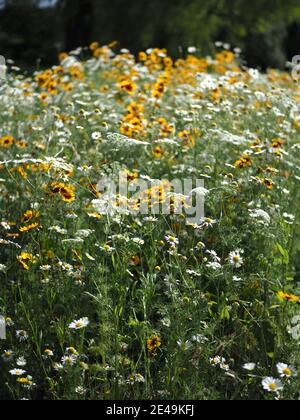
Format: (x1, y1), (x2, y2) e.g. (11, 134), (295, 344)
(177, 339), (192, 351)
(92, 132), (101, 141)
(127, 373), (145, 385)
(5, 317), (14, 327)
(53, 363), (64, 371)
(61, 355), (77, 366)
(16, 330), (28, 342)
(9, 369), (26, 376)
(220, 363), (230, 372)
(229, 250), (244, 268)
(2, 350), (14, 362)
(98, 244), (115, 253)
(206, 250), (221, 262)
(69, 317), (90, 330)
(276, 363), (297, 378)
(143, 216), (158, 222)
(262, 377), (283, 393)
(200, 217), (217, 228)
(165, 235), (179, 245)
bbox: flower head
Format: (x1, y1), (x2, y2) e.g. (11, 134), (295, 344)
(69, 317), (90, 330)
(61, 355), (77, 366)
(49, 182), (76, 203)
(9, 369), (26, 376)
(147, 335), (162, 355)
(276, 363), (297, 378)
(277, 291), (300, 303)
(262, 377), (283, 393)
(2, 350), (14, 362)
(229, 250), (244, 268)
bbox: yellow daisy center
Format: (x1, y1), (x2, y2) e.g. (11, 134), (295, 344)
(283, 368), (291, 376)
(269, 383), (278, 391)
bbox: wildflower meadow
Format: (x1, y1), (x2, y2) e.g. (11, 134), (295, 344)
(1, 43), (300, 401)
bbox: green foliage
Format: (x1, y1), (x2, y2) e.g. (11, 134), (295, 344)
(1, 0), (300, 68)
(0, 0), (300, 67)
(91, 0), (300, 59)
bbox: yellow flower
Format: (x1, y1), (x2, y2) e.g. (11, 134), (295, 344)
(48, 80), (58, 95)
(89, 42), (99, 51)
(22, 210), (40, 223)
(45, 250), (55, 259)
(272, 137), (285, 149)
(278, 291), (300, 303)
(262, 178), (273, 190)
(17, 253), (37, 270)
(139, 52), (147, 62)
(118, 79), (137, 95)
(16, 166), (28, 179)
(127, 102), (144, 116)
(16, 140), (28, 149)
(19, 223), (40, 233)
(147, 335), (162, 355)
(0, 135), (15, 148)
(216, 50), (235, 64)
(153, 146), (164, 159)
(40, 92), (49, 103)
(69, 66), (85, 80)
(49, 182), (76, 203)
(235, 154), (252, 169)
(179, 130), (195, 147)
(17, 377), (33, 386)
(58, 52), (68, 62)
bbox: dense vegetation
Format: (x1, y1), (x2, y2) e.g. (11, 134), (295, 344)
(0, 43), (300, 400)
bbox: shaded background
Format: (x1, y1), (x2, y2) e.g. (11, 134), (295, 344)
(1, 0), (300, 70)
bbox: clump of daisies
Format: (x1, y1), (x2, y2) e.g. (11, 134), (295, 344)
(261, 363), (297, 396)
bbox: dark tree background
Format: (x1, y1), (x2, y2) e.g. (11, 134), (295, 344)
(0, 0), (300, 70)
